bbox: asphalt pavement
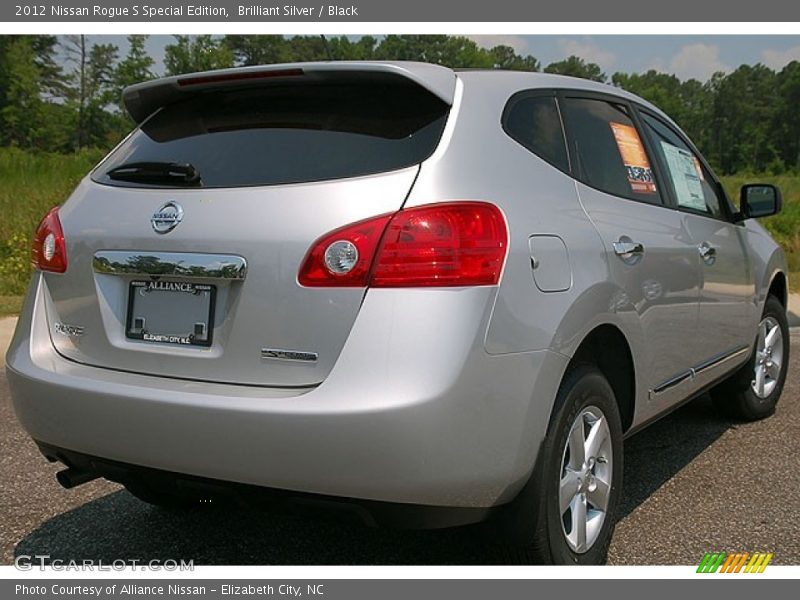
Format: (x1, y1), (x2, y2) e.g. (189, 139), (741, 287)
(1, 317), (798, 565)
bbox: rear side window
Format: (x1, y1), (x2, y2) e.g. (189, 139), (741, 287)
(503, 94), (569, 172)
(560, 97), (661, 204)
(93, 84), (450, 188)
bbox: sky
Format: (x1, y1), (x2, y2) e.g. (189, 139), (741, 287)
(84, 35), (800, 82)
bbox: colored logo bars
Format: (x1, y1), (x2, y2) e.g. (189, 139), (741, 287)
(697, 552), (773, 573)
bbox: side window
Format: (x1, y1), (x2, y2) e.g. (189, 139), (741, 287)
(560, 97), (661, 204)
(503, 94), (570, 173)
(640, 113), (724, 219)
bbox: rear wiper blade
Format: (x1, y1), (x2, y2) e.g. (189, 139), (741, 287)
(106, 161), (202, 187)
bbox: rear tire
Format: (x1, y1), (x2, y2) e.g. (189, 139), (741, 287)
(489, 365), (624, 564)
(711, 295), (789, 421)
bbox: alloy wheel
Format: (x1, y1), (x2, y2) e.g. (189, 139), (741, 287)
(558, 406), (613, 554)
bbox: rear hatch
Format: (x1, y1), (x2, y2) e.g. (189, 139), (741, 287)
(44, 63), (454, 387)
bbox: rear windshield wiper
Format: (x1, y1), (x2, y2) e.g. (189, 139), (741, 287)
(106, 161), (203, 187)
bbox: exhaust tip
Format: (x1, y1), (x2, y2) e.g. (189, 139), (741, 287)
(56, 468), (100, 489)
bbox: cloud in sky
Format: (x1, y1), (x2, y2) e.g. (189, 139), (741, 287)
(557, 38), (616, 70)
(650, 43), (729, 81)
(466, 35), (532, 55)
(761, 45), (800, 70)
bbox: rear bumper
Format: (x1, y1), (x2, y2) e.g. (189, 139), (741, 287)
(6, 274), (567, 511)
(37, 443), (494, 529)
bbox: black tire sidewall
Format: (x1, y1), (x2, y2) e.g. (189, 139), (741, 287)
(543, 365), (624, 565)
(717, 295), (791, 420)
(742, 296), (791, 417)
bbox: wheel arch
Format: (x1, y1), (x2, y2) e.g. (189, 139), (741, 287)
(559, 323), (637, 434)
(767, 270), (788, 308)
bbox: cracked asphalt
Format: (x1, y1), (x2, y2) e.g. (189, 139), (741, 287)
(1, 318), (797, 565)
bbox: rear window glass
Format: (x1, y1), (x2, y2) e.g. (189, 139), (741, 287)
(93, 84), (450, 188)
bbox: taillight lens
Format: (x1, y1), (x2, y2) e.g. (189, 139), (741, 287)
(298, 213), (393, 287)
(298, 202), (507, 288)
(31, 206), (67, 273)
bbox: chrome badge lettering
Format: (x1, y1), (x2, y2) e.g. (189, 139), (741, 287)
(261, 348), (318, 362)
(54, 323), (84, 337)
(151, 201), (184, 234)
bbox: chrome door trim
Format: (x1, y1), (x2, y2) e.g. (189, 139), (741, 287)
(693, 344), (750, 375)
(93, 251), (248, 280)
(649, 344), (750, 400)
(649, 370), (693, 399)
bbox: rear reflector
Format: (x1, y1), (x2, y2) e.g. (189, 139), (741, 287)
(32, 206), (67, 273)
(298, 202), (507, 288)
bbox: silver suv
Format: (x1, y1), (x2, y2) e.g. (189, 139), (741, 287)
(5, 62), (790, 564)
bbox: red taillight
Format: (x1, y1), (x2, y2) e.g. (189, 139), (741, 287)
(298, 213), (393, 287)
(298, 202), (507, 288)
(31, 206), (67, 273)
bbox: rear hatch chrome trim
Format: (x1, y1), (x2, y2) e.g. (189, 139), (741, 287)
(93, 251), (247, 280)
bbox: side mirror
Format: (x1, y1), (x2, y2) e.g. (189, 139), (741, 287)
(739, 184), (782, 220)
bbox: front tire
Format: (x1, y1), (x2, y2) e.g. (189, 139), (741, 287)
(711, 295), (790, 421)
(492, 365), (624, 564)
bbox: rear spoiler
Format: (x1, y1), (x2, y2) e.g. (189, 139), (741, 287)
(123, 61), (457, 124)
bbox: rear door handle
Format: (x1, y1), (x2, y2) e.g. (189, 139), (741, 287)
(698, 242), (716, 265)
(612, 238), (644, 264)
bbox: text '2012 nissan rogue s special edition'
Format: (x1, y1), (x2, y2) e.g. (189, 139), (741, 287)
(5, 62), (791, 564)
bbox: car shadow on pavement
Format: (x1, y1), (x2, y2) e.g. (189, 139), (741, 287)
(14, 395), (734, 565)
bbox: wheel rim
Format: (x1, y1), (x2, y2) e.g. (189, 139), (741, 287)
(559, 405), (613, 554)
(751, 316), (783, 399)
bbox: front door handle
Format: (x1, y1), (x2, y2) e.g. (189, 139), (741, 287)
(698, 242), (716, 265)
(612, 237), (644, 264)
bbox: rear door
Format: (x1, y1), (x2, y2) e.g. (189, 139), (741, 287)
(559, 93), (701, 414)
(44, 69), (453, 387)
(637, 111), (757, 369)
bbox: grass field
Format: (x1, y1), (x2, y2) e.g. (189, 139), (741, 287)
(0, 148), (105, 301)
(0, 148), (798, 315)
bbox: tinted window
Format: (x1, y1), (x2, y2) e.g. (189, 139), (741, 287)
(561, 97), (661, 204)
(93, 84), (449, 188)
(640, 113), (724, 218)
(503, 94), (569, 172)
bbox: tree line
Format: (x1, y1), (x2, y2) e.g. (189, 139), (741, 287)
(1, 34), (799, 175)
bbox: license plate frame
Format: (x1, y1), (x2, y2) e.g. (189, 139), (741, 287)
(125, 280), (216, 347)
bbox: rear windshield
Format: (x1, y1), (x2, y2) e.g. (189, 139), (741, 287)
(93, 83), (450, 188)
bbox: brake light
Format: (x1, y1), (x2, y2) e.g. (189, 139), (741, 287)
(298, 202), (507, 288)
(177, 68), (304, 87)
(31, 206), (67, 273)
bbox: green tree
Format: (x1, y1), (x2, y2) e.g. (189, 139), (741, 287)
(224, 35), (289, 65)
(64, 35), (120, 149)
(545, 56), (606, 82)
(774, 61), (800, 171)
(285, 35), (333, 62)
(375, 35), (495, 68)
(489, 45), (540, 71)
(164, 35), (234, 75)
(708, 64), (779, 174)
(327, 35), (378, 60)
(113, 35), (155, 113)
(0, 37), (45, 147)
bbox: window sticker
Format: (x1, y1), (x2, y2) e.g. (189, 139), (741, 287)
(609, 121), (657, 195)
(660, 141), (706, 212)
(691, 155), (706, 181)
